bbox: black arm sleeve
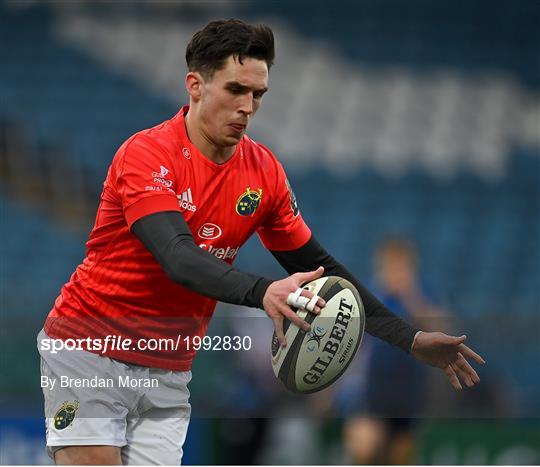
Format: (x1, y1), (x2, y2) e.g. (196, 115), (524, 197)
(132, 211), (272, 308)
(270, 235), (420, 353)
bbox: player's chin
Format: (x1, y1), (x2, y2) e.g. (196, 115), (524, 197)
(223, 132), (244, 144)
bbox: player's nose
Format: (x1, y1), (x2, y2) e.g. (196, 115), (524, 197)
(239, 93), (254, 116)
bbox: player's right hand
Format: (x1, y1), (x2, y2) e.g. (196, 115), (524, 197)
(411, 331), (485, 390)
(263, 266), (326, 347)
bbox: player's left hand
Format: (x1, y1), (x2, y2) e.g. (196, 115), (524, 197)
(263, 266), (326, 347)
(411, 331), (485, 390)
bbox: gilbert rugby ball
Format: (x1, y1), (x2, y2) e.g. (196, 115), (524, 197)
(271, 276), (365, 393)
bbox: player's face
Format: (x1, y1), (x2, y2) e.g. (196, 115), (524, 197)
(376, 248), (417, 295)
(198, 56), (269, 147)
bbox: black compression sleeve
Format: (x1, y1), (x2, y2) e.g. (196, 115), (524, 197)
(131, 211), (272, 308)
(270, 235), (420, 353)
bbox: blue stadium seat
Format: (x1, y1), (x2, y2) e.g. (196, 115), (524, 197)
(0, 197), (85, 316)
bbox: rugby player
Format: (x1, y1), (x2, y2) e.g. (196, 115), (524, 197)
(38, 19), (485, 465)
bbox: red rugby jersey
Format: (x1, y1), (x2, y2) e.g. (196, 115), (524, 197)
(44, 106), (311, 370)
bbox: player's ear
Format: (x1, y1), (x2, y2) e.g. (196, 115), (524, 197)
(185, 71), (204, 101)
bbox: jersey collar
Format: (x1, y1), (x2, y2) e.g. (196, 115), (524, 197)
(175, 105), (243, 170)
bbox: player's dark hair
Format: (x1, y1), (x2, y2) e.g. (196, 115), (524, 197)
(186, 19), (275, 79)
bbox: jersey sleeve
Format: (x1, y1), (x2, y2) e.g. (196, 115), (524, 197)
(257, 161), (311, 251)
(114, 135), (182, 229)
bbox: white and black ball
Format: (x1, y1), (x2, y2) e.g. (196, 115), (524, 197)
(271, 276), (365, 393)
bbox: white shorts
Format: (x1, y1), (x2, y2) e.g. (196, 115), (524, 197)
(37, 329), (191, 465)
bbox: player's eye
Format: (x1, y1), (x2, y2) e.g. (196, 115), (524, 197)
(253, 91), (264, 99)
(228, 86), (244, 95)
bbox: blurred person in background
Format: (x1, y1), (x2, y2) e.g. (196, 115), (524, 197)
(343, 237), (450, 464)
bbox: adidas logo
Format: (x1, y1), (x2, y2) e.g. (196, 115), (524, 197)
(178, 188), (197, 212)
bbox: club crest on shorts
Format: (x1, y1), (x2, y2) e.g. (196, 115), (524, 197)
(54, 400), (79, 430)
(236, 187), (262, 216)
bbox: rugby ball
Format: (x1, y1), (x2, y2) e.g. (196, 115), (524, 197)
(271, 276), (365, 393)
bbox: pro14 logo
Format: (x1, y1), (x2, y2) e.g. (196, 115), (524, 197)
(285, 178), (299, 217)
(178, 188), (197, 212)
(152, 165), (173, 188)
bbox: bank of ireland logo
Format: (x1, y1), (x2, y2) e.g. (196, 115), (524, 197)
(54, 400), (79, 430)
(235, 187), (262, 216)
(305, 325), (327, 353)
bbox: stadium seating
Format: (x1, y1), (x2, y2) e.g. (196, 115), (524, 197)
(0, 196), (86, 316)
(237, 0), (540, 86)
(0, 5), (177, 192)
(1, 4), (537, 309)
